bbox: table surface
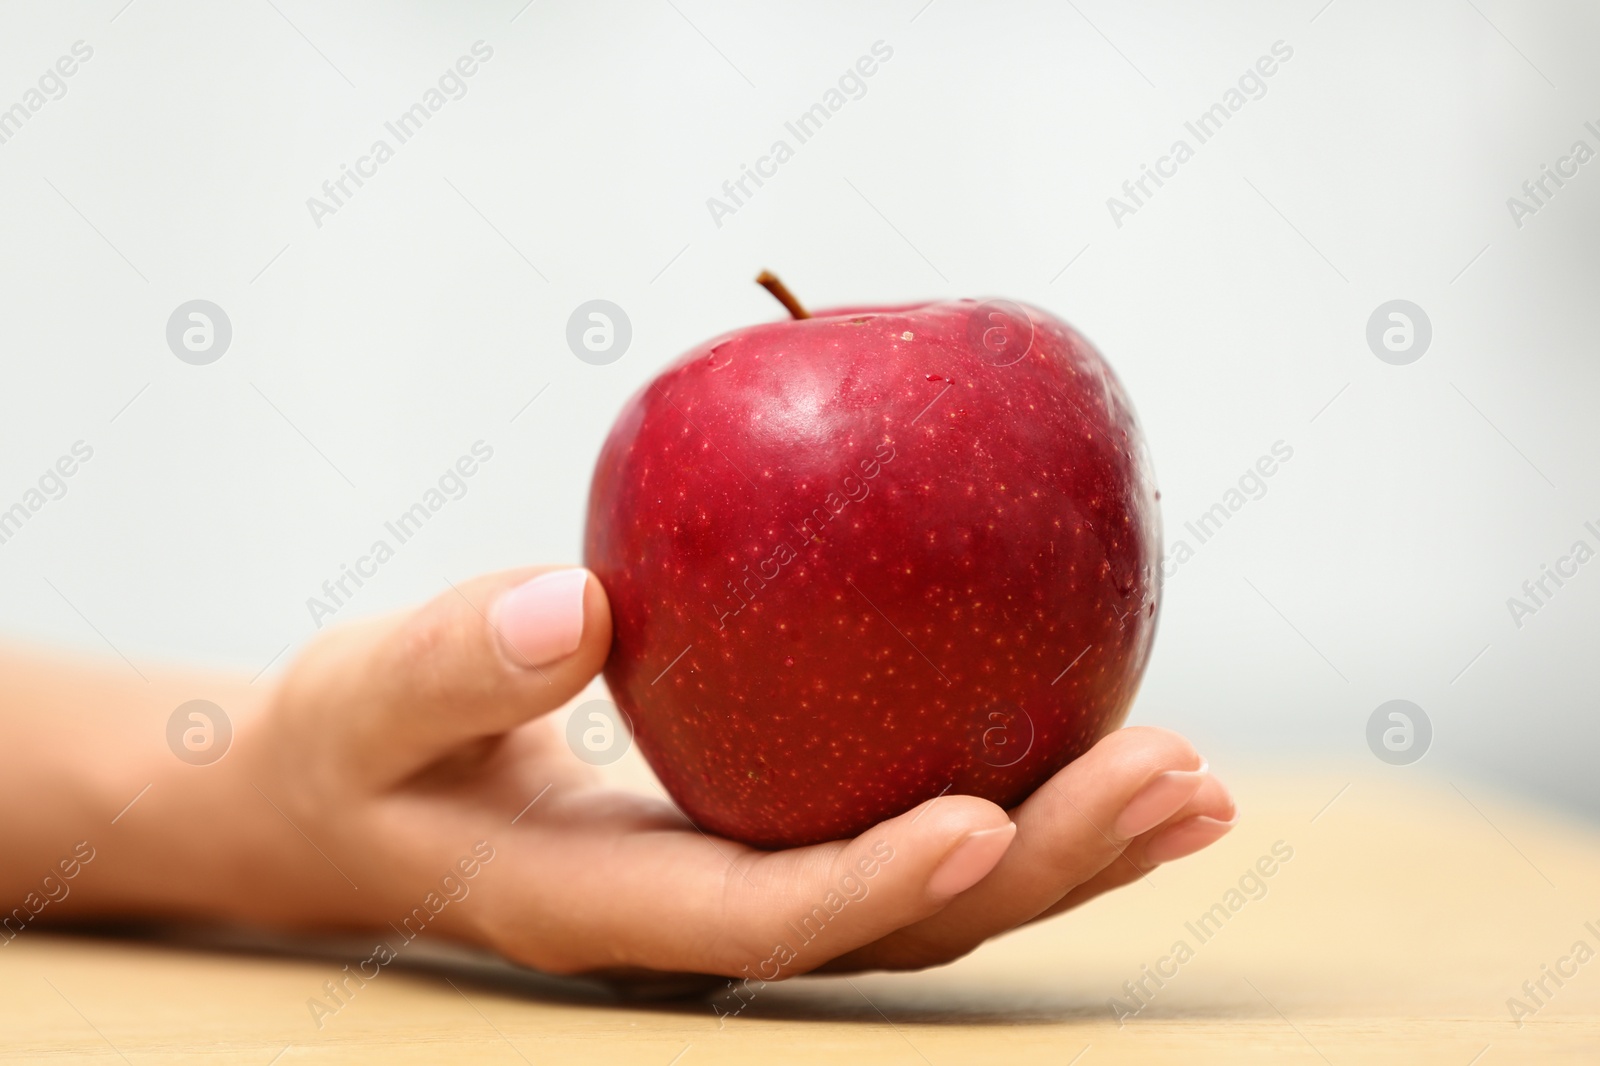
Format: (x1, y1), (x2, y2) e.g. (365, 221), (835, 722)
(4, 767), (1599, 1064)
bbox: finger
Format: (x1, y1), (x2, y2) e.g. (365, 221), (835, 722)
(287, 566), (611, 785)
(1027, 772), (1238, 922)
(819, 726), (1209, 972)
(483, 790), (1016, 981)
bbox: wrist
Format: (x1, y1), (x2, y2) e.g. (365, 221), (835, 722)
(68, 687), (281, 925)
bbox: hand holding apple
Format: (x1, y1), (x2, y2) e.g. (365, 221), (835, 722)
(10, 530), (1231, 986)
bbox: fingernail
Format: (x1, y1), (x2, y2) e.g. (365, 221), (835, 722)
(1143, 813), (1238, 864)
(927, 823), (1015, 898)
(491, 569), (588, 669)
(1112, 763), (1208, 840)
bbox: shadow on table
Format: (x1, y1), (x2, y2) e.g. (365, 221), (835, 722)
(45, 923), (1115, 1027)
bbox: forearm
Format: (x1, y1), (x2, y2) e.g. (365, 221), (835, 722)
(0, 644), (278, 930)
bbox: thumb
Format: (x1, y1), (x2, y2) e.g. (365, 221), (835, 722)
(296, 566), (611, 784)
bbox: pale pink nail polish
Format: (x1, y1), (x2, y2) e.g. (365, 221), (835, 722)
(1113, 764), (1208, 840)
(1142, 813), (1238, 864)
(491, 569), (588, 669)
(927, 823), (1015, 897)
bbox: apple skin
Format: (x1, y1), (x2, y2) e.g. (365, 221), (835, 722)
(583, 299), (1161, 849)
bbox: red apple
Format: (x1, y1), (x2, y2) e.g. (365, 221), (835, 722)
(583, 280), (1161, 849)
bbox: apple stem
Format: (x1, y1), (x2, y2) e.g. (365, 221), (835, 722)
(756, 271), (811, 320)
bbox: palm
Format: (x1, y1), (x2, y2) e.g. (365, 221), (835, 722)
(411, 720), (1232, 979)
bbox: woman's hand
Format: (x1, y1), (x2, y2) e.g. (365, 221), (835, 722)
(87, 567), (1236, 982)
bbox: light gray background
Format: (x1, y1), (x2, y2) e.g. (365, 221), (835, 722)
(2, 1), (1596, 814)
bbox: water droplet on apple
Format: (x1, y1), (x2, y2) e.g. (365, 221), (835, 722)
(926, 374), (945, 382)
(784, 656), (795, 667)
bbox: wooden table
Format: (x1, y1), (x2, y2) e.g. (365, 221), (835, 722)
(4, 767), (1598, 1063)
